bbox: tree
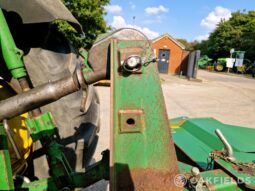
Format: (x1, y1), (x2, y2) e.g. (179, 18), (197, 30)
(193, 40), (209, 56)
(195, 10), (255, 61)
(176, 38), (194, 51)
(53, 0), (110, 49)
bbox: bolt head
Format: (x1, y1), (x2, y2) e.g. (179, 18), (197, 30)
(191, 167), (200, 176)
(127, 57), (139, 68)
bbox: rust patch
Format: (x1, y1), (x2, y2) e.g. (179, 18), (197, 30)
(210, 169), (223, 176)
(119, 47), (144, 64)
(233, 165), (255, 176)
(118, 109), (145, 133)
(212, 150), (255, 176)
(211, 150), (223, 155)
(118, 47), (145, 75)
(117, 168), (183, 191)
(206, 183), (216, 190)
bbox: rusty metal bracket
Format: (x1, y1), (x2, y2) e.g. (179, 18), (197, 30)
(110, 39), (181, 191)
(118, 109), (145, 133)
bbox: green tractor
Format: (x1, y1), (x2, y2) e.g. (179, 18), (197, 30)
(214, 51), (252, 73)
(198, 55), (213, 69)
(0, 1), (255, 191)
(214, 57), (228, 72)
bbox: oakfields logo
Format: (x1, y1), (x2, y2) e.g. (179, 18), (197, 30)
(204, 176), (251, 184)
(174, 174), (187, 187)
(173, 174), (251, 188)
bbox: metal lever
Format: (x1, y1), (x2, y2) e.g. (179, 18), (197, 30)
(3, 119), (21, 159)
(215, 129), (235, 162)
(80, 87), (93, 113)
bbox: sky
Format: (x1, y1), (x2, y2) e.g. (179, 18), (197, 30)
(104, 0), (255, 41)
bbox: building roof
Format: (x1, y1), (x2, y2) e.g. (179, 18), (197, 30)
(152, 33), (186, 50)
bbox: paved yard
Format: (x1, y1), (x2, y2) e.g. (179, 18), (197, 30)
(162, 70), (255, 128)
(85, 69), (255, 190)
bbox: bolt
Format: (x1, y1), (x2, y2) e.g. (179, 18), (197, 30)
(191, 167), (200, 177)
(128, 57), (139, 68)
(123, 55), (142, 72)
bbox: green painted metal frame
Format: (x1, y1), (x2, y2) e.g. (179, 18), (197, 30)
(0, 124), (14, 191)
(0, 9), (26, 79)
(172, 118), (255, 169)
(172, 117), (255, 190)
(1, 5), (254, 190)
(22, 112), (109, 190)
(17, 150), (109, 191)
(110, 39), (180, 190)
(25, 112), (56, 141)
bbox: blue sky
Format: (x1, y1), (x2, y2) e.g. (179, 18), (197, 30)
(104, 1), (255, 41)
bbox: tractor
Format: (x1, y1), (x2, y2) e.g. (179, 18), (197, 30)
(0, 1), (255, 191)
(198, 55), (212, 69)
(213, 51), (252, 73)
(198, 52), (255, 77)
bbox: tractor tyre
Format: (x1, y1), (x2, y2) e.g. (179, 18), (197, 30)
(214, 64), (225, 72)
(16, 30), (100, 179)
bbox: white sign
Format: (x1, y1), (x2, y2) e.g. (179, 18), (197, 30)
(226, 58), (235, 68)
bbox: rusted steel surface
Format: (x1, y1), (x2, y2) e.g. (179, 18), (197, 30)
(117, 168), (181, 191)
(118, 109), (145, 133)
(110, 38), (180, 190)
(211, 150), (255, 176)
(214, 158), (255, 190)
(232, 165), (255, 176)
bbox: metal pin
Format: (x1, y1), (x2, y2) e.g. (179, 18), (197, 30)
(215, 129), (235, 161)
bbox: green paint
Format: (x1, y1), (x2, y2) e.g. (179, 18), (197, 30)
(0, 9), (26, 78)
(215, 158), (255, 189)
(179, 164), (247, 191)
(79, 48), (93, 73)
(24, 109), (110, 190)
(178, 161), (193, 174)
(17, 178), (58, 191)
(45, 142), (74, 190)
(26, 112), (74, 188)
(172, 117), (255, 190)
(0, 124), (14, 190)
(15, 150), (109, 191)
(17, 150), (109, 191)
(25, 112), (56, 141)
(172, 117), (255, 169)
(111, 39), (179, 189)
(200, 169), (239, 191)
(24, 112), (109, 190)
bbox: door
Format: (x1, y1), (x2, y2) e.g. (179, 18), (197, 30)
(158, 49), (170, 73)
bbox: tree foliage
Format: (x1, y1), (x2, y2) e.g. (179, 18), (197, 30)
(195, 11), (255, 61)
(53, 0), (110, 49)
(176, 38), (195, 51)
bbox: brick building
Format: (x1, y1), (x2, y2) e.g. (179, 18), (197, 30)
(152, 33), (189, 75)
